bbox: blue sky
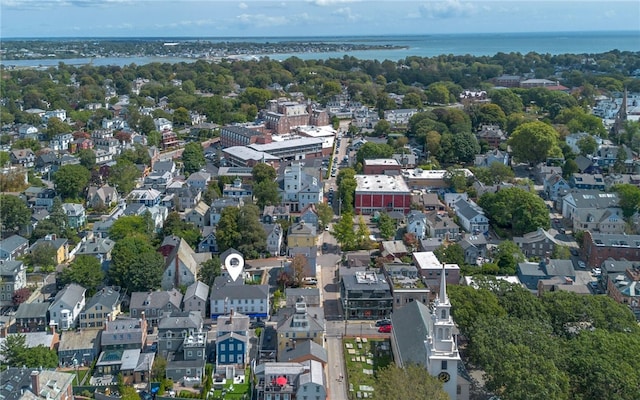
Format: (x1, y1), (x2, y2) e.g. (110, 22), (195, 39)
(1, 0), (639, 38)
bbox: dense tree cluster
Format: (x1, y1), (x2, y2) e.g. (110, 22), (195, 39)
(449, 281), (640, 400)
(478, 187), (550, 235)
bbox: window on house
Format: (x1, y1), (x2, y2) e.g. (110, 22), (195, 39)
(441, 360), (448, 370)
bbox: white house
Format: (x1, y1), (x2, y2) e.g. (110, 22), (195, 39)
(453, 199), (489, 234)
(154, 118), (173, 132)
(406, 210), (427, 240)
(262, 223), (283, 256)
(49, 283), (86, 330)
(384, 108), (418, 125)
(161, 238), (199, 290)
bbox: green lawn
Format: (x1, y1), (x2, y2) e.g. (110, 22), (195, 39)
(343, 338), (392, 400)
(208, 369), (250, 400)
(73, 368), (90, 386)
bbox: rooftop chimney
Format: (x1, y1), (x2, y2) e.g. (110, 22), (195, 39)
(30, 371), (40, 395)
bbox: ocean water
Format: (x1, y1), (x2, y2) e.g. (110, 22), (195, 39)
(2, 31), (638, 67)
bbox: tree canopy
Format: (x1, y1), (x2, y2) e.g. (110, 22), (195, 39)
(479, 187), (550, 235)
(508, 121), (559, 165)
(0, 194), (30, 233)
(109, 235), (165, 293)
(373, 364), (449, 400)
(0, 334), (58, 368)
(57, 255), (105, 296)
(182, 142), (205, 175)
(53, 164), (91, 199)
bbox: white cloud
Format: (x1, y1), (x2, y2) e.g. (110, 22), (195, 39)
(419, 0), (477, 19)
(236, 13), (291, 27)
(332, 7), (359, 22)
(238, 2), (248, 9)
(309, 0), (359, 6)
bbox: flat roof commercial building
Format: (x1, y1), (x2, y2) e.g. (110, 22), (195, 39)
(354, 174), (412, 215)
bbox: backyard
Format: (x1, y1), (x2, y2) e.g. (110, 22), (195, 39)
(343, 337), (392, 400)
(205, 369), (250, 400)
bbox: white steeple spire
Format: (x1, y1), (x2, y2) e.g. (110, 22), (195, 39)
(439, 263), (448, 304)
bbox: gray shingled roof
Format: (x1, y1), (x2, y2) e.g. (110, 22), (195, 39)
(0, 235), (28, 255)
(184, 281), (209, 302)
(390, 300), (432, 367)
(51, 283), (86, 309)
(15, 302), (50, 319)
(280, 339), (328, 364)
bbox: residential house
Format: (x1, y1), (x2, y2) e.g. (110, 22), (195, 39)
(183, 281), (209, 318)
(49, 283), (86, 331)
(222, 178), (253, 200)
(380, 241), (409, 261)
(475, 125), (507, 149)
(384, 108), (417, 125)
(50, 133), (73, 152)
(15, 302), (49, 332)
(603, 262), (640, 315)
(0, 368), (74, 400)
(288, 222), (317, 249)
(57, 329), (101, 367)
(474, 149), (510, 168)
(79, 287), (121, 329)
(299, 204), (320, 228)
(0, 260), (26, 307)
(210, 276), (270, 319)
(276, 302), (324, 359)
(453, 198), (489, 234)
(92, 219), (114, 239)
(10, 148), (35, 168)
(128, 188), (162, 207)
(411, 193), (445, 212)
(571, 208), (625, 234)
(95, 348), (148, 384)
(143, 171), (174, 190)
(565, 132), (602, 154)
(86, 185), (119, 209)
(513, 228), (560, 258)
(101, 316), (147, 351)
(407, 210), (427, 240)
(173, 186), (203, 212)
(35, 152), (57, 174)
(340, 268), (392, 320)
(517, 259), (576, 291)
(281, 162), (323, 212)
(594, 145), (632, 169)
(570, 173), (605, 190)
(62, 203), (86, 229)
(543, 173), (571, 201)
(263, 223), (283, 256)
(262, 205), (290, 224)
(185, 201), (210, 230)
(279, 339), (328, 366)
(426, 211), (460, 240)
(129, 289), (183, 327)
(30, 234), (69, 265)
(0, 234), (29, 261)
(210, 198), (242, 226)
(561, 190), (619, 219)
(35, 189), (57, 211)
(157, 312), (207, 384)
(459, 235), (488, 265)
(197, 227), (218, 253)
(583, 232), (640, 268)
(75, 237), (116, 271)
(382, 263), (431, 311)
(216, 311), (250, 369)
(185, 171), (211, 190)
(160, 237), (199, 290)
(254, 360), (327, 400)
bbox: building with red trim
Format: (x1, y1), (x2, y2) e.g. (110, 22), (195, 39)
(354, 175), (412, 215)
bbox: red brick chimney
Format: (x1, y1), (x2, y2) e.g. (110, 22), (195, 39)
(30, 371), (40, 395)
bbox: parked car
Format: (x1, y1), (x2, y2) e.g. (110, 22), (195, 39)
(375, 319), (391, 327)
(577, 261), (586, 269)
(570, 248), (579, 256)
(250, 320), (266, 329)
(378, 324), (392, 333)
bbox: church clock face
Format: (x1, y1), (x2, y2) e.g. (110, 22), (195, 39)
(438, 372), (451, 382)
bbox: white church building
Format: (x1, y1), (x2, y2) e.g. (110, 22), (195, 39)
(390, 266), (470, 400)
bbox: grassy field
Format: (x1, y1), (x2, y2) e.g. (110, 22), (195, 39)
(343, 338), (392, 400)
(73, 368), (90, 386)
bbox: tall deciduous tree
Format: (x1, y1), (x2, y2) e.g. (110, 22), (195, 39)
(254, 180), (281, 209)
(479, 187), (550, 235)
(57, 255), (105, 296)
(0, 334), (58, 368)
(316, 202), (334, 229)
(252, 163), (277, 184)
(508, 121), (559, 165)
(614, 183), (640, 218)
(108, 159), (140, 194)
(291, 254), (307, 287)
(182, 142), (205, 175)
(331, 212), (356, 250)
(109, 214), (155, 241)
(109, 235), (164, 293)
(53, 164), (90, 199)
(377, 212), (396, 240)
(198, 256), (222, 287)
(0, 194), (30, 233)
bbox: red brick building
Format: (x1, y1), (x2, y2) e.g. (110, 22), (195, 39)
(354, 175), (412, 215)
(583, 231), (640, 268)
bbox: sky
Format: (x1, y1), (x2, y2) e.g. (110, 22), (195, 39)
(1, 0), (639, 38)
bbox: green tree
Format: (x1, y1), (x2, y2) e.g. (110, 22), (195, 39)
(147, 130), (161, 146)
(331, 212), (356, 250)
(53, 164), (91, 199)
(109, 214), (155, 241)
(434, 243), (465, 266)
(216, 205), (266, 258)
(438, 131), (480, 164)
(489, 89), (524, 115)
(337, 168), (357, 214)
(30, 244), (57, 270)
(45, 117), (71, 140)
(182, 142), (205, 175)
(0, 334), (58, 368)
(198, 256), (222, 287)
(449, 284), (507, 335)
(576, 135), (598, 155)
(57, 255), (105, 296)
(77, 148), (96, 170)
(108, 159), (140, 194)
(216, 207), (241, 252)
(355, 142), (394, 166)
(373, 364), (449, 400)
(377, 212), (396, 240)
(479, 187), (550, 235)
(492, 240), (525, 274)
(613, 146), (627, 173)
(252, 163), (277, 184)
(160, 212), (201, 248)
(614, 183), (640, 218)
(253, 180), (281, 209)
(508, 121), (559, 165)
(109, 235), (165, 293)
(552, 244), (571, 259)
(372, 119), (391, 137)
(562, 159), (579, 179)
(172, 107), (191, 126)
(0, 194), (30, 233)
(316, 202), (334, 229)
(355, 215), (372, 249)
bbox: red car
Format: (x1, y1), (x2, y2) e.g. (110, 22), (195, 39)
(378, 324), (392, 333)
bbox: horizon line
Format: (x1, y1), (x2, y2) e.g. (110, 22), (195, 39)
(3, 30), (639, 41)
